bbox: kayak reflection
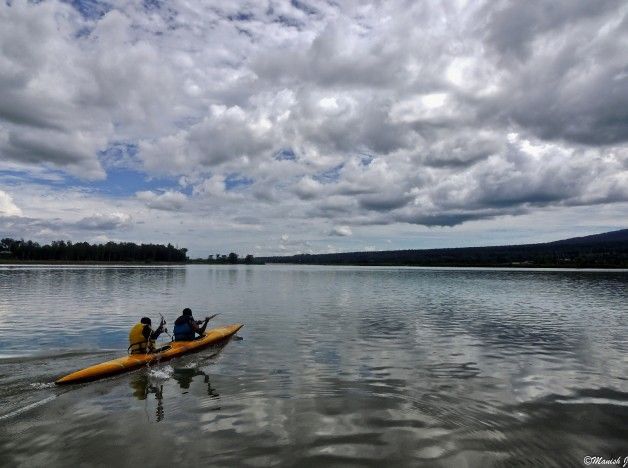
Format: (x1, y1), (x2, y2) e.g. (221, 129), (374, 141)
(172, 367), (219, 398)
(129, 367), (220, 422)
(129, 374), (165, 422)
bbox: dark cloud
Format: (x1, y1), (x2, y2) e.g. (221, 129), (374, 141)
(480, 0), (621, 61)
(3, 131), (90, 165)
(477, 1), (628, 145)
(393, 208), (528, 228)
(358, 193), (412, 212)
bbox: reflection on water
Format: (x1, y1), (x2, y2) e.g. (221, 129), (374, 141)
(0, 265), (626, 466)
(129, 368), (221, 423)
(172, 367), (220, 399)
(130, 374), (165, 422)
(128, 345), (227, 423)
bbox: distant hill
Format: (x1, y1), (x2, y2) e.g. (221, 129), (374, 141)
(547, 229), (628, 245)
(259, 229), (628, 268)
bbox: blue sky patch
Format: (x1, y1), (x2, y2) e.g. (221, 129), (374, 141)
(290, 0), (317, 16)
(274, 15), (304, 29)
(275, 148), (297, 161)
(142, 0), (163, 11)
(225, 173), (254, 191)
(62, 0), (111, 20)
(227, 12), (254, 22)
(359, 154), (374, 166)
(77, 167), (179, 197)
(99, 142), (139, 170)
(313, 163), (344, 184)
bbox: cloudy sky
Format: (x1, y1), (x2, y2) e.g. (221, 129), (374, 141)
(0, 0), (627, 257)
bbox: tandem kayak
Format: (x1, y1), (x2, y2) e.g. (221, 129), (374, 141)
(55, 323), (243, 385)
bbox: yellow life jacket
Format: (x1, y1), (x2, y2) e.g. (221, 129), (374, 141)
(128, 322), (155, 354)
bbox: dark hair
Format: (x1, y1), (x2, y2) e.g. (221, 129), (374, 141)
(182, 308), (192, 316)
(140, 317), (151, 325)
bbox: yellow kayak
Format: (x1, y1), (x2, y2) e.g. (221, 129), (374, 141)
(56, 323), (243, 385)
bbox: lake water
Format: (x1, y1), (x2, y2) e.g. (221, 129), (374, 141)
(0, 265), (626, 467)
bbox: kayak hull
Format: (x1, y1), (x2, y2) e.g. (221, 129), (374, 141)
(55, 323), (243, 385)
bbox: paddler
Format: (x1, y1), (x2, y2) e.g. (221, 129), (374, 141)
(128, 317), (165, 354)
(173, 308), (210, 341)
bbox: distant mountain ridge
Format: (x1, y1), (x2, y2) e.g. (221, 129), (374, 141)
(547, 229), (628, 245)
(259, 229), (628, 268)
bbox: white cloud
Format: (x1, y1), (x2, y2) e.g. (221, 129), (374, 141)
(0, 190), (21, 216)
(330, 225), (352, 237)
(0, 0), (626, 255)
(136, 191), (187, 211)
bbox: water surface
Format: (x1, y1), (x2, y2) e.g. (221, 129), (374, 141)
(0, 265), (626, 467)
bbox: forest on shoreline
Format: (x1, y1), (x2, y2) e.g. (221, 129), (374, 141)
(0, 238), (188, 263)
(2, 229), (626, 268)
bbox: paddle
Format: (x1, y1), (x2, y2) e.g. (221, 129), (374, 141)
(196, 313), (219, 337)
(197, 313), (219, 324)
(158, 313), (174, 342)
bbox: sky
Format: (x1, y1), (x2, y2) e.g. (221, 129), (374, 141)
(0, 0), (627, 258)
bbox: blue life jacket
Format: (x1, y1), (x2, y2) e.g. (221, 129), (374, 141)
(173, 316), (195, 341)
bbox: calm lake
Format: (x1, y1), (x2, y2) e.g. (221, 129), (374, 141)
(0, 265), (626, 467)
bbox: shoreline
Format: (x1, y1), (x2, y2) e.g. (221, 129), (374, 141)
(1, 259), (626, 270)
(261, 262), (628, 270)
(0, 260), (187, 265)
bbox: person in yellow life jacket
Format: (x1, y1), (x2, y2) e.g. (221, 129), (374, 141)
(128, 317), (165, 354)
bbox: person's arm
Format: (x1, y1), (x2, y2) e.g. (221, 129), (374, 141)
(196, 317), (210, 336)
(189, 317), (209, 335)
(150, 320), (165, 339)
(143, 322), (164, 340)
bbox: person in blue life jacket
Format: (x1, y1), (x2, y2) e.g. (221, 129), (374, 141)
(173, 308), (210, 341)
(129, 316), (165, 354)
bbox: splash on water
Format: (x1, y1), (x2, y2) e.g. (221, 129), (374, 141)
(148, 365), (173, 380)
(30, 382), (56, 390)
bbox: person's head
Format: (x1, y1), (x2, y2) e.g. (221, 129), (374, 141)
(140, 317), (151, 325)
(182, 308), (192, 317)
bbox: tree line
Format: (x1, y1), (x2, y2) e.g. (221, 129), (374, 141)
(0, 238), (188, 262)
(258, 229), (628, 268)
(188, 253), (258, 264)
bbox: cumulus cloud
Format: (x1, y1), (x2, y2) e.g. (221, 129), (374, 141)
(0, 190), (21, 216)
(330, 225), (352, 237)
(136, 190), (187, 211)
(0, 0), (627, 255)
(139, 105), (277, 174)
(74, 212), (132, 231)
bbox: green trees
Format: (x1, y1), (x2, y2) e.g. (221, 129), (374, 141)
(198, 253), (257, 264)
(0, 238), (188, 262)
